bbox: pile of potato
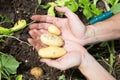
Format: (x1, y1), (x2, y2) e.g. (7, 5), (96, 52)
(38, 25), (67, 58)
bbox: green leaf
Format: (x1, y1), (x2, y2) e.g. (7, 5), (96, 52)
(78, 0), (103, 19)
(110, 0), (116, 5)
(55, 0), (70, 7)
(1, 55), (20, 74)
(58, 74), (66, 80)
(47, 6), (55, 16)
(106, 0), (119, 6)
(65, 0), (78, 12)
(78, 0), (90, 7)
(10, 20), (27, 32)
(0, 27), (12, 35)
(90, 4), (103, 16)
(111, 3), (120, 14)
(16, 74), (22, 80)
(83, 8), (93, 19)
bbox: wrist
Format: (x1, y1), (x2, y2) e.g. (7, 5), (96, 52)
(78, 51), (116, 80)
(84, 19), (120, 45)
(82, 25), (96, 45)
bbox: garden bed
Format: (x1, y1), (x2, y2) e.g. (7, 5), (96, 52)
(0, 0), (120, 80)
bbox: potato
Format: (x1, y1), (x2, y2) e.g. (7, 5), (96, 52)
(30, 67), (44, 78)
(39, 25), (66, 58)
(40, 33), (64, 46)
(48, 25), (61, 35)
(38, 46), (67, 58)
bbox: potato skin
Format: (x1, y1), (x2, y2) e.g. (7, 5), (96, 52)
(30, 67), (43, 78)
(48, 25), (61, 35)
(40, 33), (64, 46)
(38, 46), (67, 58)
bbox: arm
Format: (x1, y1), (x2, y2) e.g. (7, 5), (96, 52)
(84, 13), (120, 45)
(79, 51), (116, 80)
(28, 7), (116, 80)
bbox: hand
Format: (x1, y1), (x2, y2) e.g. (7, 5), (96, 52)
(29, 7), (87, 46)
(28, 7), (88, 70)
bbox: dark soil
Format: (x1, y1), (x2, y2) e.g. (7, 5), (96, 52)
(0, 0), (120, 80)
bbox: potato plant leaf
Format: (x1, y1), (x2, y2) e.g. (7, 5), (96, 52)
(65, 0), (78, 12)
(42, 0), (79, 16)
(16, 74), (23, 80)
(47, 5), (56, 16)
(83, 8), (93, 19)
(0, 54), (20, 74)
(10, 20), (27, 32)
(0, 27), (12, 35)
(55, 0), (70, 7)
(110, 0), (119, 5)
(90, 4), (103, 16)
(110, 3), (120, 14)
(105, 0), (119, 6)
(78, 0), (103, 20)
(0, 20), (26, 36)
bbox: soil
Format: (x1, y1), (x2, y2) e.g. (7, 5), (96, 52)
(0, 0), (120, 80)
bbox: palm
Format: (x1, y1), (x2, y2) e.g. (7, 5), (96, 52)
(60, 19), (85, 46)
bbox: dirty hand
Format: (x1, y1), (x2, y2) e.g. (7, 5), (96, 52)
(28, 7), (87, 70)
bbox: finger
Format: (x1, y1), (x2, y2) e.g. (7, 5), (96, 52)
(28, 38), (37, 49)
(40, 51), (82, 70)
(40, 59), (66, 70)
(35, 37), (44, 51)
(57, 7), (84, 23)
(40, 55), (73, 71)
(28, 37), (44, 51)
(31, 15), (66, 27)
(56, 7), (85, 35)
(29, 29), (40, 39)
(39, 29), (49, 34)
(29, 23), (50, 30)
(31, 15), (58, 23)
(29, 24), (40, 30)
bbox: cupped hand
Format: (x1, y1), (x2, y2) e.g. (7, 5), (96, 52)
(29, 7), (87, 46)
(28, 7), (88, 70)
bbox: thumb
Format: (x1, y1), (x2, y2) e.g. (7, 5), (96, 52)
(40, 59), (67, 70)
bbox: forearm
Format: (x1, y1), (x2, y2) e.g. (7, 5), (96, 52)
(84, 13), (120, 45)
(78, 52), (116, 80)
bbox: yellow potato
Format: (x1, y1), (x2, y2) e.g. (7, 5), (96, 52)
(30, 67), (44, 78)
(48, 25), (61, 35)
(40, 33), (64, 46)
(38, 46), (67, 58)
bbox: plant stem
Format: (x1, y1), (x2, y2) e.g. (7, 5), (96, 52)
(102, 0), (110, 11)
(87, 44), (94, 50)
(107, 41), (115, 74)
(26, 21), (36, 26)
(0, 35), (31, 47)
(0, 64), (1, 80)
(0, 70), (10, 80)
(114, 0), (119, 5)
(34, 5), (40, 14)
